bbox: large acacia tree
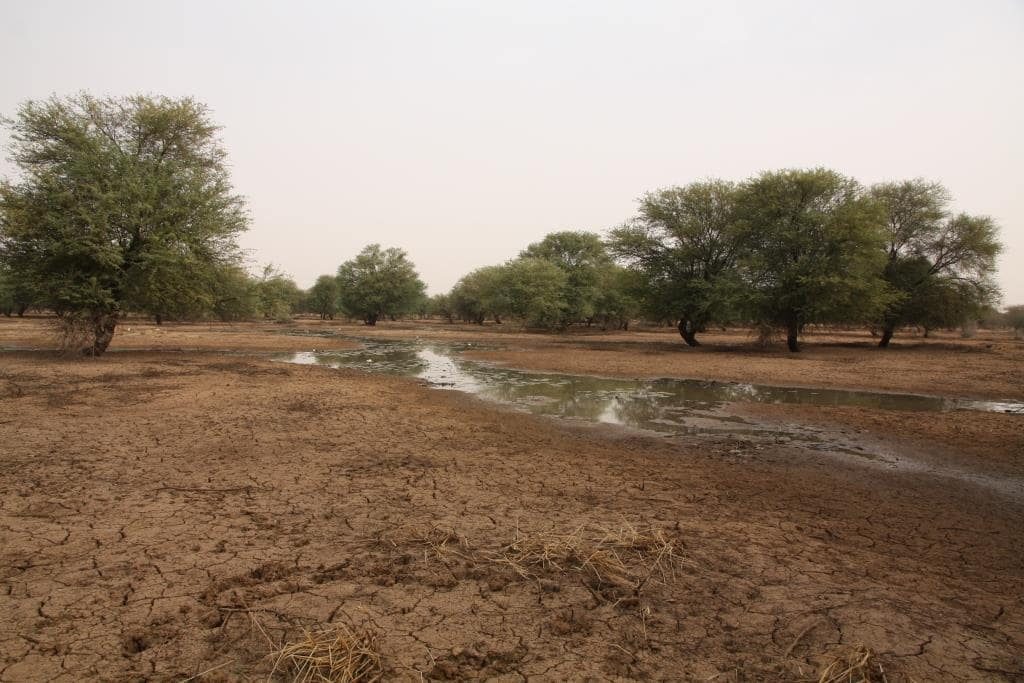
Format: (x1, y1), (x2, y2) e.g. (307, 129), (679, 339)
(610, 181), (747, 346)
(336, 244), (426, 325)
(521, 230), (610, 327)
(497, 257), (569, 328)
(739, 168), (891, 352)
(450, 265), (508, 324)
(870, 179), (1001, 347)
(0, 94), (248, 354)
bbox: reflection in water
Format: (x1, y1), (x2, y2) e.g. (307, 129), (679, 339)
(281, 341), (1023, 437)
(278, 340), (1024, 500)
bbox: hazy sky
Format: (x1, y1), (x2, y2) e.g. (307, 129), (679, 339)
(2, 1), (1022, 303)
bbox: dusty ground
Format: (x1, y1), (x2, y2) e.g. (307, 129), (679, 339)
(0, 317), (357, 354)
(1, 318), (1022, 681)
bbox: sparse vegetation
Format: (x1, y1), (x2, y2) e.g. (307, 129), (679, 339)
(0, 318), (1021, 681)
(268, 623), (383, 683)
(816, 645), (887, 683)
(0, 86), (1018, 683)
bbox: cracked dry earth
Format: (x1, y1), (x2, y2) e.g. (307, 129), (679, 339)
(1, 351), (1022, 681)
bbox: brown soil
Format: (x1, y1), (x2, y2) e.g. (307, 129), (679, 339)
(0, 317), (357, 354)
(736, 403), (1024, 481)
(1, 318), (1022, 681)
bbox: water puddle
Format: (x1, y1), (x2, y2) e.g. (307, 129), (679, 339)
(277, 340), (1023, 418)
(276, 340), (1024, 499)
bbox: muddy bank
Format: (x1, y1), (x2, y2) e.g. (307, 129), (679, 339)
(1, 349), (1022, 681)
(460, 334), (1024, 402)
(0, 318), (357, 354)
(4, 318), (1020, 400)
(737, 402), (1024, 482)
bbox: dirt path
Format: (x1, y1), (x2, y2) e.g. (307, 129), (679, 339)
(1, 347), (1022, 681)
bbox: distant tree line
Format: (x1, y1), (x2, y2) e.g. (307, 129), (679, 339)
(427, 169), (1005, 351)
(0, 93), (1011, 354)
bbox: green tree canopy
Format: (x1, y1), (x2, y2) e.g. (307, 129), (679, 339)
(0, 262), (35, 317)
(307, 274), (341, 320)
(210, 264), (259, 322)
(521, 231), (610, 326)
(255, 265), (302, 322)
(1006, 305), (1024, 338)
(497, 258), (569, 328)
(738, 168), (891, 352)
(336, 244), (426, 325)
(591, 264), (642, 331)
(610, 181), (747, 346)
(450, 265), (508, 324)
(0, 93), (248, 353)
(429, 293), (455, 323)
(870, 179), (1002, 347)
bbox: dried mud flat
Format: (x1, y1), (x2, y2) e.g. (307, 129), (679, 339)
(1, 319), (1023, 681)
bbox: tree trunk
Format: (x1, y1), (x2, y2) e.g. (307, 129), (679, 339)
(365, 313), (378, 326)
(16, 304), (27, 317)
(84, 312), (118, 356)
(786, 319), (800, 352)
(878, 323), (895, 348)
(677, 319), (700, 347)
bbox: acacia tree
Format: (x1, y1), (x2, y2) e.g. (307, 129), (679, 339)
(497, 258), (569, 328)
(429, 293), (455, 323)
(521, 231), (610, 327)
(1006, 305), (1024, 338)
(255, 265), (302, 321)
(739, 168), (891, 352)
(610, 181), (747, 346)
(336, 244), (426, 325)
(307, 274), (341, 320)
(209, 264), (259, 322)
(0, 94), (247, 354)
(0, 263), (35, 317)
(591, 264), (641, 331)
(122, 244), (219, 324)
(870, 179), (1002, 347)
(449, 265), (507, 324)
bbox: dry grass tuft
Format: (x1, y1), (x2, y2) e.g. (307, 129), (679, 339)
(817, 645), (888, 683)
(377, 520), (683, 603)
(381, 523), (471, 558)
(269, 623), (383, 683)
(490, 521), (683, 595)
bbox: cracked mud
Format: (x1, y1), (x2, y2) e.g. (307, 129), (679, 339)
(1, 320), (1022, 681)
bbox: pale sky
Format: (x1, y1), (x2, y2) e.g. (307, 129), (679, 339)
(2, 1), (1022, 304)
